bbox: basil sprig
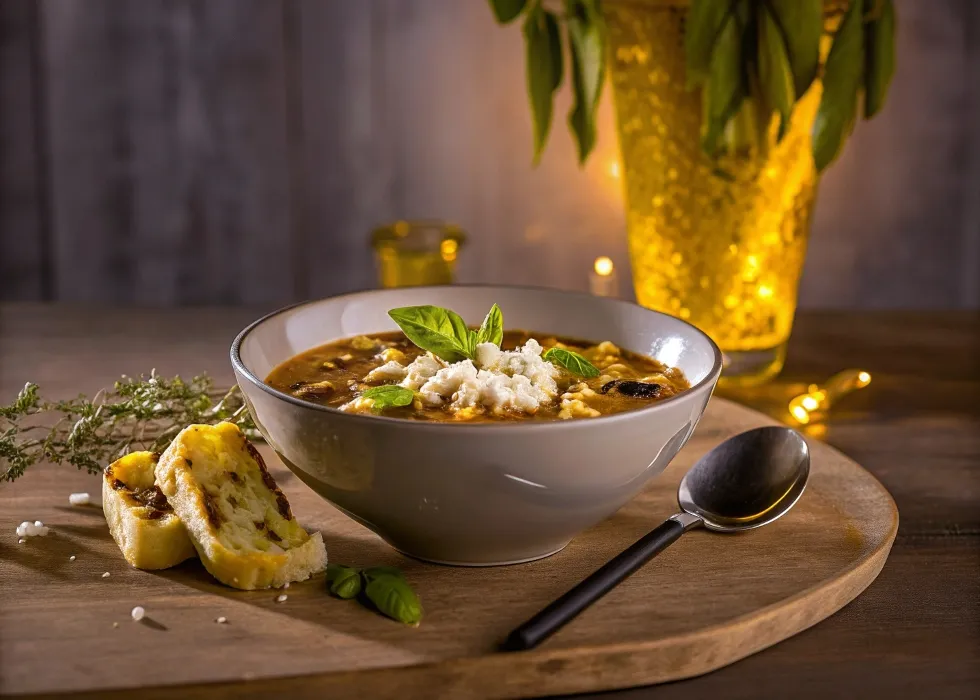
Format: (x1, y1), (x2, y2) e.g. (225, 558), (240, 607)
(359, 385), (415, 413)
(326, 564), (423, 626)
(475, 303), (503, 346)
(542, 347), (600, 378)
(388, 304), (503, 362)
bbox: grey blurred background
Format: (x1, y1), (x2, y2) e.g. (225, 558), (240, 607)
(0, 0), (977, 308)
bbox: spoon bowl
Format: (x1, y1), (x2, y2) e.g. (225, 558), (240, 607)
(678, 426), (810, 532)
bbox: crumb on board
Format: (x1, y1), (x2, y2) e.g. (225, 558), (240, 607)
(69, 492), (91, 506)
(16, 520), (50, 538)
(276, 594), (288, 603)
(131, 606), (145, 621)
(102, 572), (111, 578)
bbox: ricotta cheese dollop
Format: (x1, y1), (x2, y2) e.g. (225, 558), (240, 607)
(350, 339), (560, 417)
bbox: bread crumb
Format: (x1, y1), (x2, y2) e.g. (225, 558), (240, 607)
(102, 572), (111, 578)
(276, 594), (288, 603)
(69, 555), (76, 561)
(112, 622), (119, 628)
(18, 538), (26, 544)
(131, 606), (145, 621)
(216, 616), (228, 624)
(69, 492), (91, 506)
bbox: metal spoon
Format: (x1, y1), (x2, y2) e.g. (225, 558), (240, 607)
(501, 425), (810, 652)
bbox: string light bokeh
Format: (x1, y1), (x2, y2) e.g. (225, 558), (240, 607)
(787, 369), (872, 425)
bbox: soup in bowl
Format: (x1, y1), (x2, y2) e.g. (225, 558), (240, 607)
(232, 286), (722, 565)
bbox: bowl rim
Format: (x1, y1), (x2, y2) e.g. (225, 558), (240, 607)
(230, 284), (724, 432)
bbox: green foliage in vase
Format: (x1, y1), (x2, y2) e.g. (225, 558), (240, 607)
(488, 0), (897, 172)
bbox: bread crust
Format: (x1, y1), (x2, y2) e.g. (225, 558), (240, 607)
(155, 422), (327, 590)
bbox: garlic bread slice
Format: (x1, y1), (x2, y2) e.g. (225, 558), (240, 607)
(103, 451), (197, 570)
(155, 422), (327, 590)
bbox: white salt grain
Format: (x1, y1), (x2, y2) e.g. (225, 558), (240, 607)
(131, 606), (145, 621)
(18, 538), (26, 544)
(102, 572), (111, 578)
(276, 594), (288, 603)
(69, 492), (91, 506)
(216, 616), (228, 624)
(69, 555), (76, 561)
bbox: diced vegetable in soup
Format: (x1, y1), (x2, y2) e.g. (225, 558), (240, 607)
(266, 303), (689, 422)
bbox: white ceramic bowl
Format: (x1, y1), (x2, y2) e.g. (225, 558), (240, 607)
(232, 286), (722, 566)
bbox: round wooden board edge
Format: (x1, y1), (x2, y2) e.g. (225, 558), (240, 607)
(20, 400), (900, 700)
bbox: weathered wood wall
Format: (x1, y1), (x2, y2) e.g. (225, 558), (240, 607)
(0, 0), (977, 308)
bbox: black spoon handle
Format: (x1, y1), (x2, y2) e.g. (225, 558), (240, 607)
(501, 517), (687, 652)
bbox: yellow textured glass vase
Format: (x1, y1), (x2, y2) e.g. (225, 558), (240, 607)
(605, 1), (825, 386)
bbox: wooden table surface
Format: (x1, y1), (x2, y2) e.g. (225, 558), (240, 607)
(1, 305), (978, 699)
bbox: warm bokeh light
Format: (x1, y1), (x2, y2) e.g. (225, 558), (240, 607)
(440, 239), (458, 261)
(786, 370), (873, 425)
(594, 256), (615, 276)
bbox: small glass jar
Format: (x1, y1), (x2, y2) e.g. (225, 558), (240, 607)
(370, 220), (466, 288)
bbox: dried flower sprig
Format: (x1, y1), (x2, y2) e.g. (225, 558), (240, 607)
(0, 371), (257, 483)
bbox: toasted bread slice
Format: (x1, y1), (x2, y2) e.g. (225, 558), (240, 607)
(155, 422), (327, 590)
(103, 451), (197, 570)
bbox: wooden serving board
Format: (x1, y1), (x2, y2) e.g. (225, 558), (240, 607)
(0, 398), (898, 699)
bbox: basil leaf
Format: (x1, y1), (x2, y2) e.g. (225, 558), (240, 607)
(863, 0), (895, 118)
(326, 564), (363, 599)
(566, 0), (605, 164)
(388, 305), (474, 362)
(758, 3), (796, 141)
(475, 303), (504, 347)
(364, 574), (423, 626)
(767, 0), (822, 98)
(685, 0), (734, 89)
(524, 7), (563, 164)
(542, 347), (600, 378)
(487, 0), (527, 24)
(812, 0), (864, 171)
(361, 565), (406, 582)
(701, 5), (746, 156)
(360, 385), (415, 413)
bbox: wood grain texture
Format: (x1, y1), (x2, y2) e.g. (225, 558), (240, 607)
(0, 306), (977, 699)
(0, 0), (977, 308)
(0, 398), (898, 697)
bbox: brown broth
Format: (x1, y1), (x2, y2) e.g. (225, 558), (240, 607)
(265, 331), (690, 422)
